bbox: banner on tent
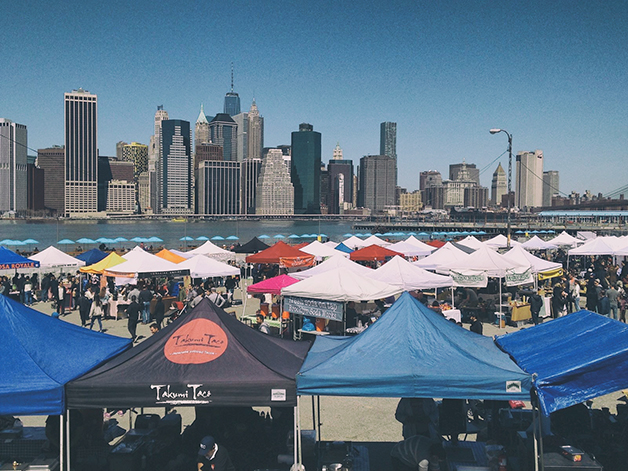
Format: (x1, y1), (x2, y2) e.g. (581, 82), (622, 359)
(279, 255), (315, 268)
(505, 268), (534, 286)
(538, 267), (563, 281)
(450, 270), (488, 288)
(284, 296), (343, 321)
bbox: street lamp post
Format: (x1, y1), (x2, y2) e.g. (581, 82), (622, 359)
(490, 128), (513, 248)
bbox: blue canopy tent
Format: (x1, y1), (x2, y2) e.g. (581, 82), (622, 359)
(0, 245), (40, 270)
(0, 295), (131, 415)
(495, 310), (628, 416)
(297, 292), (532, 400)
(75, 248), (108, 265)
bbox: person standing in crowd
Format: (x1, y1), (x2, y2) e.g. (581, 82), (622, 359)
(40, 274), (50, 302)
(23, 276), (32, 306)
(89, 294), (104, 332)
(207, 287), (226, 308)
(598, 290), (611, 317)
(469, 314), (483, 335)
(570, 276), (581, 312)
(529, 289), (544, 325)
(126, 295), (142, 342)
(79, 291), (92, 327)
(586, 274), (598, 312)
(153, 294), (165, 329)
(607, 283), (620, 320)
(139, 284), (153, 324)
(395, 398), (439, 441)
(224, 276), (237, 304)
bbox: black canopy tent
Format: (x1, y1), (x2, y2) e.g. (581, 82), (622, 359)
(231, 237), (270, 254)
(66, 299), (312, 408)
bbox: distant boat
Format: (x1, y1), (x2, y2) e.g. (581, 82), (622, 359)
(171, 217), (188, 223)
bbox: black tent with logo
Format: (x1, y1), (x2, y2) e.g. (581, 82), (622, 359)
(66, 299), (311, 408)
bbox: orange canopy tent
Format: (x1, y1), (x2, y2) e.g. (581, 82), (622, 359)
(245, 241), (313, 265)
(155, 248), (186, 264)
(349, 244), (403, 262)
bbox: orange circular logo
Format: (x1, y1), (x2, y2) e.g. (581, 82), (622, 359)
(164, 319), (228, 364)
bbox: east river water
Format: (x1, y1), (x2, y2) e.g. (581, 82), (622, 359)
(0, 218), (356, 250)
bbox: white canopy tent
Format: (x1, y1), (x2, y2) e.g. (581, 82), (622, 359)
(568, 237), (620, 256)
(282, 267), (402, 302)
(362, 235), (391, 247)
(185, 240), (235, 261)
(484, 234), (521, 249)
(521, 235), (558, 251)
(548, 231), (582, 248)
(403, 236), (437, 252)
(503, 245), (562, 275)
(413, 242), (471, 272)
(367, 255), (453, 291)
(386, 240), (434, 257)
(457, 235), (485, 251)
(177, 255), (240, 278)
(300, 240), (349, 260)
(448, 244), (530, 279)
(104, 246), (189, 278)
(290, 255), (373, 280)
(342, 235), (369, 250)
(29, 246), (85, 271)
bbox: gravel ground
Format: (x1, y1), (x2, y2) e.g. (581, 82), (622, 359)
(18, 287), (626, 441)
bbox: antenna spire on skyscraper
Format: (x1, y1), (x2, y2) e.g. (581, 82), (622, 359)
(230, 62), (234, 93)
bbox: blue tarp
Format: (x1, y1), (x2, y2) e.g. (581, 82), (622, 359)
(0, 246), (39, 269)
(496, 310), (628, 415)
(0, 295), (131, 416)
(75, 248), (108, 265)
(334, 242), (353, 254)
(297, 292), (532, 400)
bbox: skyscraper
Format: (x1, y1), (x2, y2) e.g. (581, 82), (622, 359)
(37, 147), (65, 215)
(450, 162), (480, 185)
(121, 142), (148, 181)
(516, 150), (544, 209)
(328, 158), (354, 214)
(223, 64), (241, 116)
(64, 89), (98, 215)
(491, 163), (507, 206)
(160, 119), (193, 214)
(0, 118), (28, 213)
(247, 100), (263, 160)
(194, 104), (210, 149)
(148, 105), (168, 212)
(358, 155), (396, 213)
(241, 158), (262, 215)
(232, 111), (248, 162)
(196, 160), (240, 215)
(256, 149), (294, 215)
(209, 114), (238, 161)
(542, 170), (560, 207)
(291, 123), (321, 214)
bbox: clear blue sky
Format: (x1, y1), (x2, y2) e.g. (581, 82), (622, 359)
(3, 0), (627, 196)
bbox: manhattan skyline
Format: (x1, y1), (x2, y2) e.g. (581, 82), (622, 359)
(2, 0), (627, 196)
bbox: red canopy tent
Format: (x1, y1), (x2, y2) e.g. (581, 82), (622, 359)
(349, 244), (403, 262)
(247, 274), (300, 295)
(246, 241), (313, 264)
(427, 240), (446, 248)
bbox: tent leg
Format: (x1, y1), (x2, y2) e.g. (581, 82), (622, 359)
(533, 406), (539, 471)
(539, 409), (545, 471)
(293, 403), (298, 470)
(451, 287), (455, 308)
(59, 413), (64, 471)
(297, 396), (303, 469)
(317, 395), (322, 443)
(66, 411), (71, 471)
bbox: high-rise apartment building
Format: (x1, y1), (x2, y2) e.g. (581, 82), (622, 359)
(196, 160), (240, 215)
(0, 119), (28, 213)
(256, 149), (294, 215)
(491, 163), (507, 207)
(64, 89), (98, 216)
(358, 155), (396, 213)
(194, 105), (210, 150)
(160, 119), (193, 214)
(209, 114), (238, 162)
(380, 122), (397, 160)
(516, 150), (544, 209)
(542, 170), (560, 207)
(37, 147), (65, 215)
(291, 123), (321, 214)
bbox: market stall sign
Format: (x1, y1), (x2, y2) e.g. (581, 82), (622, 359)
(284, 296), (343, 321)
(450, 270), (488, 288)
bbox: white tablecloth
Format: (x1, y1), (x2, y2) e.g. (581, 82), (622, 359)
(443, 308), (461, 322)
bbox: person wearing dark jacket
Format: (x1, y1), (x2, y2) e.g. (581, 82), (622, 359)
(125, 296), (142, 342)
(529, 290), (544, 325)
(469, 314), (483, 335)
(197, 435), (235, 471)
(598, 290), (611, 317)
(153, 294), (165, 329)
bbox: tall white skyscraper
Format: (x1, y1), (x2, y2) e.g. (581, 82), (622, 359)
(256, 149), (294, 215)
(491, 163), (507, 206)
(149, 105), (169, 212)
(0, 118), (28, 213)
(64, 89), (98, 215)
(516, 150), (544, 209)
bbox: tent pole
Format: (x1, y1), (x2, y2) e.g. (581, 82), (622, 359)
(451, 286), (455, 308)
(293, 403), (298, 469)
(311, 395), (316, 430)
(297, 395), (303, 468)
(59, 413), (64, 471)
(66, 411), (71, 471)
(533, 405), (539, 471)
(539, 408), (545, 471)
(317, 395), (322, 443)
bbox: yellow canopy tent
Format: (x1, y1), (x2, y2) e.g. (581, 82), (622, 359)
(155, 248), (186, 264)
(80, 252), (126, 274)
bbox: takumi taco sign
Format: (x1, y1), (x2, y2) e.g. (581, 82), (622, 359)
(164, 318), (228, 364)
